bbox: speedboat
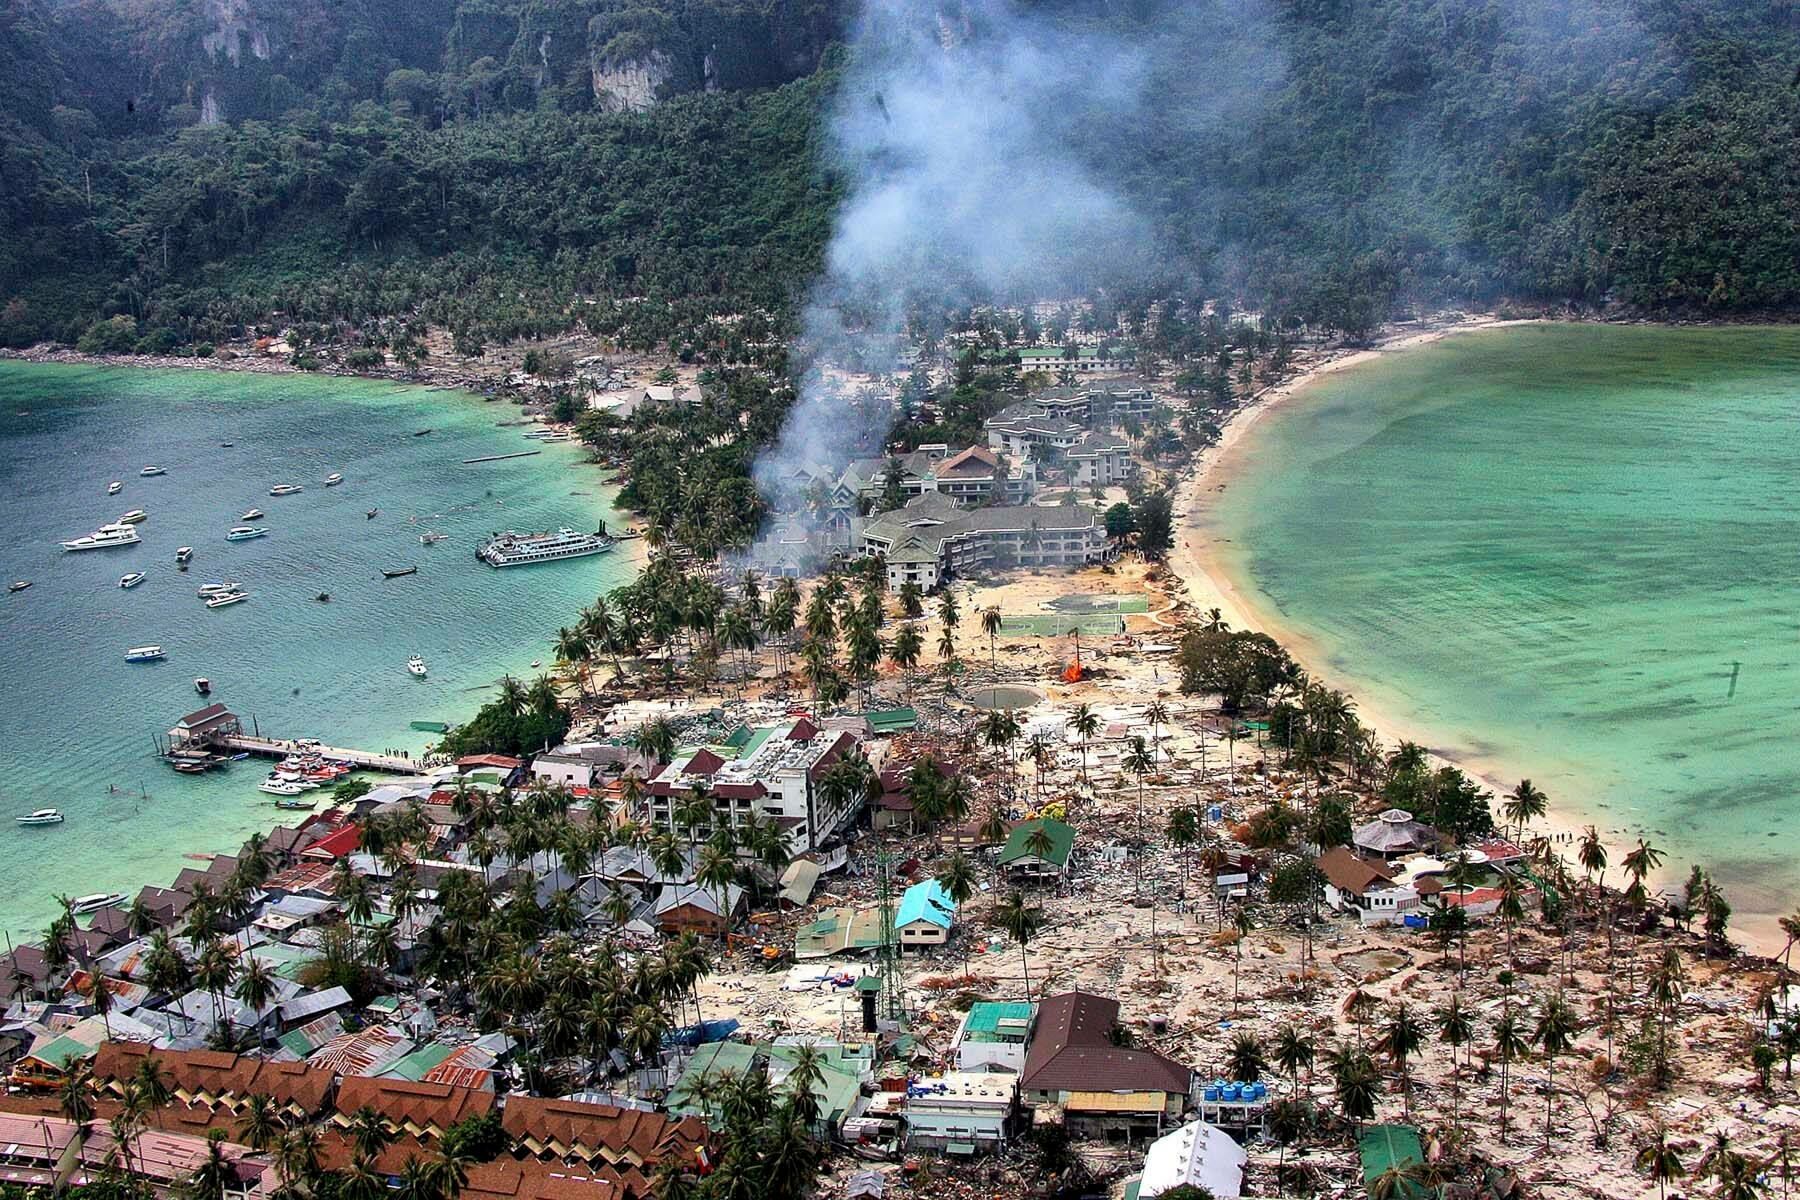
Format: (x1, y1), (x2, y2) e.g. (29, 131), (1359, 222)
(194, 677), (211, 695)
(61, 525), (141, 552)
(240, 508), (264, 521)
(118, 510), (147, 524)
(419, 531), (448, 545)
(324, 473), (343, 486)
(366, 509), (379, 519)
(140, 466), (166, 477)
(204, 591), (248, 608)
(8, 581), (29, 593)
(273, 796), (319, 810)
(382, 566), (418, 579)
(407, 655), (428, 677)
(107, 481), (123, 495)
(68, 893), (124, 915)
(16, 809), (63, 826)
(259, 778), (310, 796)
(119, 572), (146, 589)
(225, 527), (266, 541)
(176, 547), (193, 563)
(268, 483), (303, 496)
(124, 645), (166, 662)
(196, 582), (239, 596)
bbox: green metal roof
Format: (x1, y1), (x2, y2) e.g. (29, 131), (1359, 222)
(964, 1001), (1033, 1037)
(1359, 1124), (1429, 1198)
(997, 817), (1075, 867)
(26, 1034), (92, 1071)
(385, 1043), (457, 1081)
(668, 1041), (762, 1120)
(860, 708), (918, 733)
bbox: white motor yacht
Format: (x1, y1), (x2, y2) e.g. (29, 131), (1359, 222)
(16, 809), (63, 826)
(196, 582), (239, 596)
(259, 778), (310, 796)
(61, 525), (141, 552)
(225, 527), (267, 541)
(407, 655), (428, 677)
(69, 893), (124, 914)
(324, 473), (344, 486)
(176, 547), (193, 563)
(107, 481), (123, 495)
(241, 508), (264, 520)
(204, 590), (249, 608)
(268, 483), (304, 496)
(118, 509), (147, 523)
(119, 572), (146, 589)
(125, 645), (166, 662)
(140, 466), (167, 477)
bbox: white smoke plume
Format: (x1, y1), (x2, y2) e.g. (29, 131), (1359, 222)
(754, 0), (1158, 507)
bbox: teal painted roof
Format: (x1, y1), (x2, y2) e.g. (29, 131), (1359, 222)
(964, 1001), (1033, 1036)
(896, 879), (956, 930)
(384, 1043), (457, 1081)
(997, 817), (1075, 867)
(861, 708), (918, 732)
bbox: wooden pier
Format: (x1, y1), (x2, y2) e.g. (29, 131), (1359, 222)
(461, 449), (542, 465)
(161, 704), (430, 775)
(214, 735), (428, 775)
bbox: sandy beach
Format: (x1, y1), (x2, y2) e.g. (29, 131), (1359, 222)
(1164, 316), (1788, 956)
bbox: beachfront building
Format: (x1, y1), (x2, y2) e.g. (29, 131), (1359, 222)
(953, 1001), (1036, 1073)
(1007, 345), (1135, 374)
(1316, 846), (1422, 926)
(1123, 1119), (1249, 1200)
(1351, 808), (1439, 859)
(997, 817), (1076, 881)
(1064, 431), (1135, 487)
(1019, 991), (1194, 1140)
(838, 445), (1039, 510)
(643, 719), (867, 854)
(902, 1072), (1018, 1155)
(895, 879), (957, 951)
(984, 403), (1087, 459)
(857, 494), (1109, 592)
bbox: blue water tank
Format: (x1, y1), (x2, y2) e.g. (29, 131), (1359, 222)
(1224, 1083), (1241, 1101)
(1252, 1082), (1267, 1100)
(1208, 805), (1223, 822)
(1203, 1085), (1219, 1101)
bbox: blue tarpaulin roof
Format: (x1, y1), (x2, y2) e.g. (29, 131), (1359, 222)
(896, 879), (956, 930)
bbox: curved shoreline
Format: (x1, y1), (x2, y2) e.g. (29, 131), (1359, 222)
(1167, 317), (1788, 956)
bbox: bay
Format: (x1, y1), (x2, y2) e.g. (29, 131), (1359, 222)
(0, 363), (636, 943)
(1206, 324), (1800, 928)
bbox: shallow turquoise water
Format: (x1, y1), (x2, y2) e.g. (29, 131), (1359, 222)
(0, 363), (635, 942)
(1208, 325), (1800, 919)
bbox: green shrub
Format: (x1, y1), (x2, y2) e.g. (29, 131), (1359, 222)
(76, 315), (137, 354)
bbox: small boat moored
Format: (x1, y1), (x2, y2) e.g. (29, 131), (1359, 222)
(107, 481), (123, 495)
(16, 809), (64, 826)
(324, 473), (344, 486)
(176, 546), (193, 564)
(268, 483), (304, 496)
(68, 892), (124, 915)
(140, 466), (167, 477)
(240, 508), (264, 521)
(225, 527), (267, 541)
(195, 677), (211, 695)
(118, 510), (147, 524)
(196, 582), (239, 597)
(259, 778), (309, 796)
(407, 655), (428, 677)
(204, 591), (249, 609)
(8, 581), (29, 593)
(382, 566), (418, 579)
(419, 532), (448, 545)
(315, 592), (331, 602)
(119, 572), (146, 589)
(366, 509), (379, 519)
(124, 645), (166, 662)
(273, 796), (319, 810)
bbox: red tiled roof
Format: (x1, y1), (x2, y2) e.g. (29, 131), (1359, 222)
(685, 750), (725, 776)
(302, 824), (363, 860)
(711, 782), (767, 800)
(334, 1076), (494, 1137)
(458, 755), (524, 770)
(787, 718), (818, 741)
(92, 1044), (334, 1117)
(1315, 846), (1395, 897)
(465, 1158), (638, 1200)
(501, 1097), (707, 1168)
(1020, 991), (1191, 1096)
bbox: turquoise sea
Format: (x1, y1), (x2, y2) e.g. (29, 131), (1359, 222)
(1206, 325), (1800, 932)
(0, 363), (636, 943)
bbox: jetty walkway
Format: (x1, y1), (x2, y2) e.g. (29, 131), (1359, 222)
(214, 735), (428, 775)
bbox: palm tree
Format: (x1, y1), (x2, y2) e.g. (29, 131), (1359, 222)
(347, 1104), (396, 1163)
(1266, 1097), (1311, 1197)
(1578, 825), (1609, 890)
(936, 624), (956, 673)
(133, 1056), (174, 1129)
(57, 1059), (95, 1128)
(497, 674), (528, 717)
(430, 1144), (472, 1200)
(1272, 1024), (1315, 1097)
(936, 852), (978, 975)
(1503, 779), (1548, 842)
(1534, 993), (1578, 1150)
(194, 939), (237, 1038)
(938, 589), (960, 632)
(1435, 994), (1473, 1131)
(1123, 736), (1155, 898)
(1226, 1033), (1266, 1082)
(980, 606), (1003, 668)
(397, 1156), (441, 1200)
(240, 1092), (285, 1151)
(1493, 1003), (1530, 1143)
(273, 1123), (323, 1197)
(234, 958), (278, 1044)
(1636, 1124), (1686, 1200)
(1368, 1162), (1430, 1200)
(1324, 1045), (1379, 1134)
(997, 891), (1042, 1002)
(1066, 703), (1100, 783)
(187, 1131), (236, 1200)
(1378, 1004), (1426, 1118)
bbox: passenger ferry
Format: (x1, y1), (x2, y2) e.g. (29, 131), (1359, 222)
(62, 524), (141, 551)
(477, 527), (613, 568)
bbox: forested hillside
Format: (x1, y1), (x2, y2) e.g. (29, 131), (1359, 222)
(1, 0), (1796, 355)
